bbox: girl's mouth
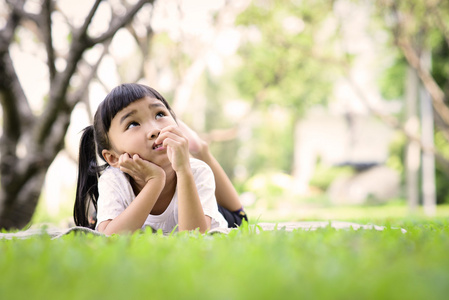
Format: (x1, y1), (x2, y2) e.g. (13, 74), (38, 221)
(153, 142), (164, 150)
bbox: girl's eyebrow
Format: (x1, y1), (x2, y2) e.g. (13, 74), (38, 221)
(150, 102), (164, 109)
(119, 110), (137, 125)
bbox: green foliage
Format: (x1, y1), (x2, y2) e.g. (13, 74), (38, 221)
(371, 0), (449, 205)
(202, 72), (242, 179)
(374, 0), (449, 101)
(226, 0), (343, 178)
(243, 108), (295, 175)
(386, 133), (406, 177)
(1, 220), (449, 300)
(435, 167), (449, 205)
(434, 131), (449, 204)
(432, 38), (449, 93)
(377, 56), (407, 101)
(244, 171), (294, 209)
(309, 163), (354, 191)
(210, 139), (240, 180)
(234, 0), (337, 111)
(429, 31), (449, 204)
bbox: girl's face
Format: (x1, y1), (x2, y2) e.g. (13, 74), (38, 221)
(104, 96), (177, 168)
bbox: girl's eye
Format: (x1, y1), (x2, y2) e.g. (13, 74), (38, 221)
(126, 121), (139, 130)
(156, 112), (166, 119)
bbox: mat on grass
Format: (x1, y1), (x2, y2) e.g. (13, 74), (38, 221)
(0, 221), (406, 239)
(209, 221), (407, 234)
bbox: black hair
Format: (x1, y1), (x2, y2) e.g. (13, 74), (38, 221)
(73, 83), (176, 228)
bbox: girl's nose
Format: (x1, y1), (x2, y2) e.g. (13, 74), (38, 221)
(147, 127), (161, 140)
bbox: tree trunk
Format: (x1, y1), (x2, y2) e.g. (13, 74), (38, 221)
(0, 170), (47, 229)
(420, 51), (436, 216)
(405, 66), (420, 213)
(0, 110), (70, 229)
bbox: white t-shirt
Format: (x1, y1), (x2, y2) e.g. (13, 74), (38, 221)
(95, 158), (228, 234)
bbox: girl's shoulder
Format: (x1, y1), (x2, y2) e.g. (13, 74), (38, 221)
(189, 158), (213, 174)
(99, 166), (128, 185)
(98, 166), (134, 199)
(189, 158), (215, 184)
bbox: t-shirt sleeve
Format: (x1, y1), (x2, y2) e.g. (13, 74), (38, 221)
(191, 160), (227, 228)
(95, 168), (134, 230)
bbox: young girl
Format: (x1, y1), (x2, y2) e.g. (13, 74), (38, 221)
(74, 83), (247, 235)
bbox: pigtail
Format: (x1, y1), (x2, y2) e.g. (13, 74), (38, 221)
(74, 126), (100, 229)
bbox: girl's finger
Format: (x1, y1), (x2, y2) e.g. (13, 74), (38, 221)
(119, 166), (131, 174)
(160, 125), (181, 134)
(156, 126), (185, 144)
(132, 153), (142, 162)
(162, 138), (182, 149)
(119, 153), (130, 165)
(158, 133), (187, 147)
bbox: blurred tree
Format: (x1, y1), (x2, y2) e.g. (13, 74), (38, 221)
(231, 0), (341, 176)
(235, 0), (338, 113)
(374, 0), (449, 150)
(373, 0), (449, 207)
(0, 0), (153, 229)
(232, 0), (449, 208)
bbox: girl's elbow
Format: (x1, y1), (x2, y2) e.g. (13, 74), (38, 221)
(199, 225), (210, 234)
(97, 220), (118, 235)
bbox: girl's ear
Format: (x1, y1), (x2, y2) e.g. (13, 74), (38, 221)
(102, 149), (119, 167)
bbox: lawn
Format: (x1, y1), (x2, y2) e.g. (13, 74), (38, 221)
(1, 215), (448, 300)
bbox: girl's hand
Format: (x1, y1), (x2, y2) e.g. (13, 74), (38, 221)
(119, 153), (165, 190)
(156, 125), (190, 173)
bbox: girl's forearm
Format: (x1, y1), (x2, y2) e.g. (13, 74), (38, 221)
(176, 169), (210, 233)
(100, 177), (165, 235)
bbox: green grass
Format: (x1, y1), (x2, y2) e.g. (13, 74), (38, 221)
(1, 219), (449, 300)
(247, 202), (449, 223)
